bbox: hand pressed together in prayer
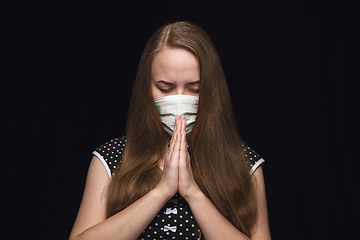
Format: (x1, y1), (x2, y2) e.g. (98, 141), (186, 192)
(156, 115), (201, 202)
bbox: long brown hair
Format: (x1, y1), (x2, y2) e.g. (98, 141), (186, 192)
(106, 21), (257, 237)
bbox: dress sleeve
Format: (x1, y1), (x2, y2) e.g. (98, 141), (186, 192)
(241, 141), (265, 175)
(92, 135), (126, 178)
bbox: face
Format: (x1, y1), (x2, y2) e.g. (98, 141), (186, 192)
(151, 48), (200, 100)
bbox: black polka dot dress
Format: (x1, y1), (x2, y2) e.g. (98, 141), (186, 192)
(93, 135), (265, 240)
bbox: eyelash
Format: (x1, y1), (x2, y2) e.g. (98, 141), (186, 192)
(159, 88), (172, 93)
(159, 88), (199, 93)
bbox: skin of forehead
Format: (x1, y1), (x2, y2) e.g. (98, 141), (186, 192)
(151, 48), (200, 85)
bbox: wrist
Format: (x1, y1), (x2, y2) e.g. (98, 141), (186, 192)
(153, 184), (175, 203)
(183, 186), (204, 204)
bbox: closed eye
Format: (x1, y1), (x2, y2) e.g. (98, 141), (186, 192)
(188, 80), (200, 93)
(156, 80), (174, 93)
(159, 87), (173, 93)
(189, 88), (199, 93)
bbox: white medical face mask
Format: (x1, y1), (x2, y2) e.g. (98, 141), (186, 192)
(154, 95), (199, 137)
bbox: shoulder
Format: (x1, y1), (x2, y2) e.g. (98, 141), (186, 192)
(92, 135), (126, 178)
(241, 141), (265, 175)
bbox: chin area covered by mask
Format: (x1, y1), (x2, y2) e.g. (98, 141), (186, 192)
(154, 95), (199, 137)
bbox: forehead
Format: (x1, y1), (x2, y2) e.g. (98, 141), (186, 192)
(151, 48), (200, 80)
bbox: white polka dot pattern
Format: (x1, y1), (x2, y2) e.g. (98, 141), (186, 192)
(241, 141), (265, 175)
(93, 135), (126, 176)
(93, 136), (265, 239)
(139, 193), (201, 240)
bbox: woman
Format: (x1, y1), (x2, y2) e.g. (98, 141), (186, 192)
(70, 21), (271, 240)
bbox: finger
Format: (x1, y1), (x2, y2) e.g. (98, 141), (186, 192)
(177, 115), (181, 133)
(182, 116), (188, 151)
(168, 115), (179, 148)
(182, 131), (191, 163)
(166, 130), (178, 162)
(173, 115), (179, 135)
(166, 117), (181, 164)
(181, 115), (186, 134)
(179, 132), (191, 176)
(183, 133), (192, 171)
(179, 115), (182, 134)
(179, 132), (187, 161)
(178, 116), (187, 152)
(169, 130), (177, 152)
(170, 131), (181, 164)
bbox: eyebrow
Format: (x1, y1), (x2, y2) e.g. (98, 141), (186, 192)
(156, 80), (200, 85)
(157, 80), (174, 85)
(187, 80), (200, 85)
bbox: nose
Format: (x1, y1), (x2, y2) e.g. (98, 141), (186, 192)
(175, 88), (185, 95)
(176, 89), (185, 95)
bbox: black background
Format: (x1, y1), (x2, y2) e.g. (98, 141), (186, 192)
(3, 1), (359, 239)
